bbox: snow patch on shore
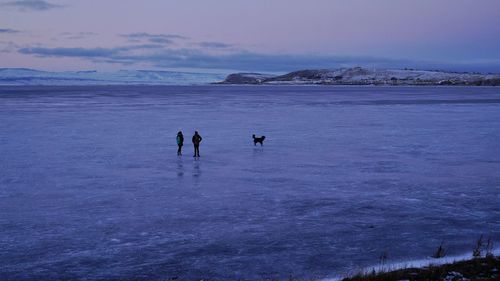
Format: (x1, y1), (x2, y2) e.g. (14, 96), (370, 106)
(324, 248), (500, 281)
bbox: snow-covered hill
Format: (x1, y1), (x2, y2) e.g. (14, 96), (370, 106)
(0, 68), (226, 85)
(219, 67), (500, 86)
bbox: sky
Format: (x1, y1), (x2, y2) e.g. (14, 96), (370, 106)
(1, 0), (500, 73)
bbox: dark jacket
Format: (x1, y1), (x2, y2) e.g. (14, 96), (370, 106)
(176, 134), (184, 145)
(192, 133), (202, 145)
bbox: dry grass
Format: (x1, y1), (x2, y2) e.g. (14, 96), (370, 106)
(341, 255), (499, 281)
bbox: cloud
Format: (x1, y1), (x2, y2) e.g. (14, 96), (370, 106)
(19, 47), (118, 57)
(120, 33), (188, 45)
(18, 44), (164, 58)
(196, 41), (234, 49)
(0, 28), (20, 34)
(16, 44), (415, 71)
(1, 0), (63, 11)
(15, 43), (500, 73)
(59, 32), (98, 40)
(145, 51), (414, 72)
(0, 40), (20, 53)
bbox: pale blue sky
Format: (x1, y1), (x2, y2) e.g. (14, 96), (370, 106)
(1, 0), (500, 72)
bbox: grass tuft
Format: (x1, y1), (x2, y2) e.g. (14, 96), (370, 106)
(432, 241), (446, 259)
(473, 235), (484, 258)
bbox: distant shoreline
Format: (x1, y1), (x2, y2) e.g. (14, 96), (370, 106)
(2, 67), (500, 86)
(217, 67), (500, 86)
(0, 83), (498, 89)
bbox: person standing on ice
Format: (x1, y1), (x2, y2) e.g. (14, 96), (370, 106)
(176, 131), (184, 156)
(192, 131), (202, 157)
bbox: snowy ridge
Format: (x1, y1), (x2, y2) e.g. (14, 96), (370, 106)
(0, 68), (226, 85)
(220, 67), (500, 85)
(221, 72), (276, 84)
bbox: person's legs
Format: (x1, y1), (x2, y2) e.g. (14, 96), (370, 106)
(178, 145), (182, 155)
(194, 145), (198, 157)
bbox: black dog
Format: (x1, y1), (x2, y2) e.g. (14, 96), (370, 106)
(252, 134), (266, 146)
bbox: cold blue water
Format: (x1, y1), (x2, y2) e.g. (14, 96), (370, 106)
(1, 86), (499, 280)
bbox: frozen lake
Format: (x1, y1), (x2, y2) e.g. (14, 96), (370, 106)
(1, 85), (499, 280)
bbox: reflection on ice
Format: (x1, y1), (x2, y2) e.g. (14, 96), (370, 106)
(176, 158), (184, 178)
(192, 158), (202, 181)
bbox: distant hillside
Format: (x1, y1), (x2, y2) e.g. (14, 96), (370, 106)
(3, 67), (499, 86)
(218, 67), (500, 86)
(0, 68), (226, 86)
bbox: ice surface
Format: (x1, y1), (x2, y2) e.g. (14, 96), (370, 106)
(0, 86), (499, 280)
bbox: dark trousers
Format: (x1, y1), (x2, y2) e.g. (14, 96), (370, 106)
(177, 144), (182, 155)
(194, 144), (200, 157)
